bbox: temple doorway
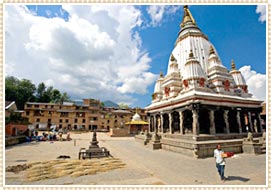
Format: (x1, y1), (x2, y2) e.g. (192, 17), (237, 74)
(162, 114), (169, 133)
(214, 110), (225, 133)
(183, 110), (192, 134)
(199, 108), (210, 134)
(172, 111), (180, 133)
(228, 110), (239, 133)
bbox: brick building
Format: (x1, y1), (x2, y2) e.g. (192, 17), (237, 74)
(22, 99), (147, 132)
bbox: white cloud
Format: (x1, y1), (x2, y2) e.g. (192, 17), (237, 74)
(256, 5), (266, 23)
(147, 6), (166, 27)
(239, 65), (266, 101)
(146, 5), (181, 27)
(5, 5), (156, 106)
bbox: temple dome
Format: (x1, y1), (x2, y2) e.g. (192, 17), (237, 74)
(154, 72), (164, 93)
(168, 54), (179, 75)
(168, 6), (222, 76)
(132, 112), (141, 121)
(207, 46), (228, 72)
(230, 60), (247, 86)
(183, 50), (206, 80)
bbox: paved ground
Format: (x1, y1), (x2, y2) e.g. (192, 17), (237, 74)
(5, 132), (266, 185)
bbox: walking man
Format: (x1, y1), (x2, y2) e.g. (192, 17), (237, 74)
(214, 144), (226, 181)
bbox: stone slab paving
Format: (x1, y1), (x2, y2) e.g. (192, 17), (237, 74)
(5, 132), (266, 186)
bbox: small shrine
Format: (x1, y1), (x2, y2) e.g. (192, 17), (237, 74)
(125, 111), (149, 135)
(78, 131), (111, 159)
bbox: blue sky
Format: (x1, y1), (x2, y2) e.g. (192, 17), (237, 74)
(5, 4), (266, 108)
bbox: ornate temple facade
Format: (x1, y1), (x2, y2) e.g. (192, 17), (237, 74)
(144, 6), (264, 157)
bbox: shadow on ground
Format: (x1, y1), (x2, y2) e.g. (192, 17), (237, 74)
(227, 176), (250, 182)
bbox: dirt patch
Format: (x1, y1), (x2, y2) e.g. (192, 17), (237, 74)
(7, 157), (125, 182)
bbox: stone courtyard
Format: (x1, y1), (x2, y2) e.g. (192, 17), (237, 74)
(5, 132), (266, 185)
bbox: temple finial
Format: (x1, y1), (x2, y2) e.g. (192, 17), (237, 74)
(231, 59), (236, 70)
(170, 54), (177, 62)
(209, 46), (215, 55)
(180, 5), (196, 28)
(160, 71), (164, 77)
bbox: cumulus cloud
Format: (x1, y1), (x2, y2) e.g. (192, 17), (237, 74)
(146, 5), (181, 27)
(5, 5), (157, 106)
(256, 5), (266, 23)
(239, 66), (266, 101)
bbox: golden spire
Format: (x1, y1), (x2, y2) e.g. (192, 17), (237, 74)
(209, 46), (215, 55)
(231, 59), (236, 70)
(180, 5), (196, 28)
(170, 54), (177, 62)
(189, 49), (194, 58)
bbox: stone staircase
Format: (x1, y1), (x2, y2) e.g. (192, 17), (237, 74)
(261, 143), (266, 154)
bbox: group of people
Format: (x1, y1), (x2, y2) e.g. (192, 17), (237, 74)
(26, 129), (72, 142)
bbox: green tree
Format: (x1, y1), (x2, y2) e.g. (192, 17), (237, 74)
(6, 76), (72, 108)
(36, 83), (57, 103)
(50, 89), (62, 103)
(5, 76), (36, 110)
(59, 92), (71, 104)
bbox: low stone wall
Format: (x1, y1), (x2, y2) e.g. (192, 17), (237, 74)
(196, 140), (243, 158)
(161, 137), (243, 158)
(5, 136), (26, 146)
(162, 133), (263, 141)
(242, 140), (263, 154)
(109, 128), (131, 137)
(161, 138), (195, 157)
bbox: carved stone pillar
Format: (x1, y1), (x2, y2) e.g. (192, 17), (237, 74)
(253, 118), (258, 133)
(169, 113), (172, 134)
(148, 116), (151, 133)
(236, 111), (242, 133)
(161, 114), (164, 133)
(248, 112), (253, 132)
(179, 111), (184, 134)
(157, 115), (161, 133)
(192, 109), (199, 136)
(223, 110), (230, 134)
(209, 110), (215, 135)
(258, 113), (263, 132)
(154, 115), (157, 133)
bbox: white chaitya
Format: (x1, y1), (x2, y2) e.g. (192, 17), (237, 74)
(152, 5), (250, 102)
(132, 112), (141, 121)
(145, 5), (264, 158)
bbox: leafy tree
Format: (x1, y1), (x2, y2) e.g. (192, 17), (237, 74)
(6, 76), (72, 108)
(5, 76), (36, 110)
(36, 82), (48, 102)
(50, 89), (62, 103)
(59, 92), (71, 104)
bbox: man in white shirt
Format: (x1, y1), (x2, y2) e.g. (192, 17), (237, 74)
(214, 144), (226, 181)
